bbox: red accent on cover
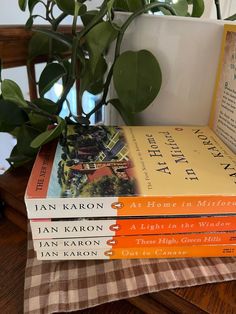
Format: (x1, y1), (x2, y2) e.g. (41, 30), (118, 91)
(109, 224), (121, 231)
(26, 140), (57, 198)
(107, 239), (117, 246)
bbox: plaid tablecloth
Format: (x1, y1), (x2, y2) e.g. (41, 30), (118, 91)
(24, 232), (236, 314)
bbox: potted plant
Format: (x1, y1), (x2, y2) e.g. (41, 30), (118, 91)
(0, 0), (232, 169)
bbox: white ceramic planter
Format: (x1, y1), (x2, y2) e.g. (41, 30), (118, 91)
(106, 13), (236, 126)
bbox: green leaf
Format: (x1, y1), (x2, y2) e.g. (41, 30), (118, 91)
(9, 126), (21, 138)
(126, 0), (144, 12)
(7, 145), (34, 168)
(85, 21), (118, 73)
(113, 50), (162, 113)
(107, 0), (115, 20)
(158, 0), (188, 16)
(16, 125), (40, 156)
(56, 0), (74, 14)
(1, 80), (28, 108)
(39, 63), (66, 96)
(31, 117), (65, 148)
(56, 0), (87, 16)
(172, 0), (188, 16)
(28, 0), (39, 13)
(80, 57), (107, 95)
(33, 98), (59, 114)
(28, 113), (50, 132)
(18, 0), (27, 11)
(113, 0), (129, 11)
(28, 33), (49, 58)
(191, 0), (204, 17)
(0, 100), (28, 132)
(113, 0), (144, 12)
(109, 99), (138, 125)
(34, 28), (72, 48)
(81, 10), (100, 27)
(28, 31), (71, 59)
(225, 13), (236, 21)
(25, 16), (34, 29)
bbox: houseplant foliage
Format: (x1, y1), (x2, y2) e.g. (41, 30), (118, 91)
(0, 0), (224, 168)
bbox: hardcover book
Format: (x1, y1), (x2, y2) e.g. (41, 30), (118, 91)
(30, 215), (236, 239)
(36, 244), (236, 260)
(33, 231), (236, 251)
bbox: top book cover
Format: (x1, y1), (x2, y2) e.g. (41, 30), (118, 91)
(25, 124), (235, 218)
(25, 24), (236, 219)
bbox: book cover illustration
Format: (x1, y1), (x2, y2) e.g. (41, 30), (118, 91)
(25, 125), (236, 218)
(52, 125), (139, 198)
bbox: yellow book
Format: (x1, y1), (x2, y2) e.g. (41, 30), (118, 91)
(210, 25), (236, 153)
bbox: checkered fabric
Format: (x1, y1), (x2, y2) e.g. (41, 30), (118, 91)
(24, 230), (236, 314)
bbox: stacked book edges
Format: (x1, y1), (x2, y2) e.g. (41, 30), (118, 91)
(25, 123), (236, 260)
(34, 228), (236, 260)
(32, 216), (236, 260)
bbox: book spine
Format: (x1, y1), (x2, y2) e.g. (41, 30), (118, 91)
(33, 232), (236, 251)
(36, 245), (236, 260)
(30, 215), (236, 239)
(25, 140), (57, 200)
(25, 195), (236, 219)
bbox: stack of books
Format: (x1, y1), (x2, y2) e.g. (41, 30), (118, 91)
(25, 124), (236, 260)
(24, 25), (236, 261)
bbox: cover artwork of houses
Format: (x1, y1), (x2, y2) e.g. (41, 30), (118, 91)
(52, 125), (138, 198)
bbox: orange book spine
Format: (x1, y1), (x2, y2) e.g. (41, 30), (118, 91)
(94, 232), (236, 248)
(36, 245), (236, 260)
(30, 215), (236, 239)
(117, 196), (236, 216)
(114, 216), (236, 236)
(33, 232), (236, 251)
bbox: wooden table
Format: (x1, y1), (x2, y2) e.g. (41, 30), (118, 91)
(0, 168), (235, 314)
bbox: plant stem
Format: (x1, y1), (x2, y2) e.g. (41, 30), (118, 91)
(76, 0), (109, 40)
(56, 79), (75, 115)
(72, 3), (79, 36)
(86, 3), (177, 121)
(69, 0), (110, 119)
(53, 13), (68, 29)
(45, 0), (53, 23)
(215, 0), (222, 20)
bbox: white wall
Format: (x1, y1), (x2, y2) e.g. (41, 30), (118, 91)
(0, 0), (102, 24)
